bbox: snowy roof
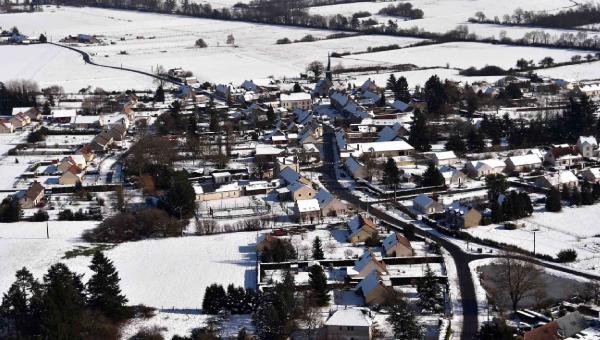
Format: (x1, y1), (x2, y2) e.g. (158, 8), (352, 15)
(52, 109), (77, 118)
(356, 270), (387, 297)
(433, 151), (457, 161)
(382, 232), (411, 253)
(315, 188), (334, 206)
(471, 158), (506, 170)
(543, 170), (578, 185)
(354, 250), (382, 273)
(287, 181), (310, 193)
(578, 135), (598, 147)
(325, 308), (373, 327)
(345, 156), (364, 175)
(295, 198), (320, 213)
(212, 172), (231, 178)
(279, 167), (301, 184)
(376, 125), (400, 142)
(348, 140), (414, 155)
(413, 194), (435, 208)
(11, 107), (34, 115)
(507, 154), (542, 166)
(280, 92), (311, 101)
(255, 145), (284, 156)
(391, 100), (410, 112)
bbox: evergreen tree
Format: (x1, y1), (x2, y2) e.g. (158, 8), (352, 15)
(416, 264), (442, 312)
(312, 236), (324, 260)
(486, 174), (508, 201)
(377, 90), (386, 107)
(445, 133), (467, 153)
(154, 85), (165, 102)
(546, 187), (562, 212)
(39, 263), (86, 340)
(202, 284), (227, 314)
(0, 267), (43, 338)
(387, 295), (422, 340)
(408, 112), (431, 152)
(582, 181), (594, 205)
(491, 200), (504, 223)
(422, 163), (445, 187)
(570, 186), (582, 206)
(467, 128), (486, 152)
(593, 182), (600, 201)
(424, 75), (447, 115)
(308, 265), (329, 306)
(478, 318), (516, 340)
(386, 74), (397, 91)
(395, 76), (411, 103)
(165, 170), (196, 218)
(253, 271), (296, 339)
(382, 157), (400, 189)
(86, 252), (128, 320)
(187, 115), (198, 136)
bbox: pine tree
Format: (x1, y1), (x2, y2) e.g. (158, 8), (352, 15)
(203, 284), (227, 314)
(417, 264), (442, 312)
(546, 187), (562, 212)
(408, 112), (431, 152)
(582, 181), (594, 205)
(445, 133), (466, 153)
(571, 187), (582, 206)
(308, 265), (330, 306)
(382, 157), (400, 189)
(467, 128), (486, 152)
(387, 295), (422, 340)
(0, 267), (43, 338)
(86, 252), (128, 320)
(154, 85), (165, 102)
(40, 263), (86, 340)
(395, 76), (411, 103)
(386, 74), (397, 91)
(422, 163), (445, 187)
(312, 236), (324, 260)
(253, 271), (296, 339)
(491, 200), (504, 223)
(424, 75), (447, 115)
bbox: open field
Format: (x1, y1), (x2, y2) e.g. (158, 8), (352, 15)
(466, 205), (600, 273)
(0, 220), (258, 309)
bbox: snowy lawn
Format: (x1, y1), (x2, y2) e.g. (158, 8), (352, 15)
(465, 204), (600, 272)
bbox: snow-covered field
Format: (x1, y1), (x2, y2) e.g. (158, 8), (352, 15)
(466, 205), (600, 273)
(0, 220), (259, 309)
(536, 60), (600, 82)
(337, 42), (592, 70)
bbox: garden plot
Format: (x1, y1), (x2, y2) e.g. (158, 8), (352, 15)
(465, 205), (600, 273)
(337, 42), (591, 70)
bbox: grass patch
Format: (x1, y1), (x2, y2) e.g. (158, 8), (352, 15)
(63, 244), (115, 259)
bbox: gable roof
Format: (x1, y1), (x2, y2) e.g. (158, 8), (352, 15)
(325, 308), (372, 327)
(382, 232), (412, 253)
(295, 198), (320, 213)
(279, 167), (301, 184)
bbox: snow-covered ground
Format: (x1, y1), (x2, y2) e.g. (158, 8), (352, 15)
(466, 205), (600, 273)
(0, 220), (259, 309)
(536, 60), (600, 82)
(337, 42), (592, 70)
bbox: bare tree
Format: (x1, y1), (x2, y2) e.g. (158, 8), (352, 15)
(488, 254), (545, 313)
(305, 61), (325, 79)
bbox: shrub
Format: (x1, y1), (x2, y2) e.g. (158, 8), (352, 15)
(276, 37), (291, 44)
(352, 11), (371, 19)
(195, 38), (207, 48)
(32, 209), (49, 222)
(556, 249), (577, 262)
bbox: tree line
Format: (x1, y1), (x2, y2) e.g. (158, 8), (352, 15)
(0, 252), (129, 339)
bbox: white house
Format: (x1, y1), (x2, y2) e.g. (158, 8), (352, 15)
(505, 154), (542, 173)
(280, 92), (312, 111)
(535, 170), (579, 189)
(325, 308), (373, 340)
(577, 136), (598, 158)
(413, 194), (444, 215)
(465, 158), (506, 178)
(431, 151), (458, 166)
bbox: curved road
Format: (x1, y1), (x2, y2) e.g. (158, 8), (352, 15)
(48, 42), (182, 86)
(320, 129), (600, 339)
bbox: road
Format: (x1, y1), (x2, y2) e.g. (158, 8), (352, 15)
(48, 42), (182, 86)
(320, 130), (481, 340)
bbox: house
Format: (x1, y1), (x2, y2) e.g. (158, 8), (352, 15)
(465, 158), (506, 178)
(58, 166), (83, 185)
(12, 107), (41, 121)
(108, 123), (127, 142)
(325, 308), (373, 340)
(293, 198), (321, 223)
(390, 100), (411, 113)
(287, 181), (316, 201)
(0, 120), (14, 133)
(345, 156), (368, 179)
(523, 311), (588, 340)
(280, 92), (312, 111)
(577, 136), (598, 158)
(352, 250), (388, 277)
(440, 166), (468, 187)
(18, 181), (45, 209)
(212, 172), (232, 185)
(360, 78), (378, 92)
(445, 203), (482, 229)
(91, 131), (114, 152)
(413, 194), (444, 215)
(382, 232), (413, 257)
(347, 214), (378, 244)
(431, 151), (458, 166)
(544, 144), (582, 167)
(256, 234), (277, 253)
(505, 154), (542, 173)
(76, 145), (95, 162)
(356, 270), (394, 305)
(581, 168), (600, 183)
(9, 112), (30, 129)
(535, 170), (578, 189)
(347, 140), (414, 158)
(57, 155), (87, 173)
(315, 189), (347, 217)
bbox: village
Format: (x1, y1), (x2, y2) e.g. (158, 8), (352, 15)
(2, 0), (600, 339)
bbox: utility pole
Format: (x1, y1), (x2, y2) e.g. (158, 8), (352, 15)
(46, 221), (49, 239)
(533, 230), (536, 255)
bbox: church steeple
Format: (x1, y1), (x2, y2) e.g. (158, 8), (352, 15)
(325, 53), (332, 82)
